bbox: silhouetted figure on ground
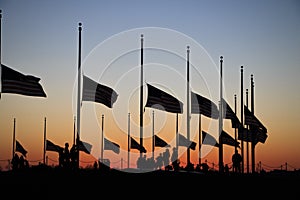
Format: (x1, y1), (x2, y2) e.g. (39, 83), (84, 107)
(93, 161), (98, 170)
(185, 162), (194, 171)
(200, 163), (209, 173)
(58, 148), (64, 168)
(70, 144), (79, 170)
(162, 148), (170, 170)
(224, 164), (230, 175)
(63, 142), (70, 169)
(171, 147), (180, 171)
(19, 155), (25, 169)
(155, 153), (163, 170)
(11, 153), (20, 171)
(232, 149), (242, 173)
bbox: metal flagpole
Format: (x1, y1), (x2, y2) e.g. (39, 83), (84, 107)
(246, 89), (249, 173)
(234, 94), (237, 154)
(219, 56), (224, 173)
(101, 114), (104, 161)
(127, 113), (130, 169)
(251, 74), (255, 173)
(240, 66), (244, 173)
(43, 117), (46, 165)
(198, 114), (201, 166)
(186, 46), (190, 166)
(152, 110), (155, 159)
(176, 113), (179, 160)
(76, 22), (82, 168)
(139, 34), (144, 158)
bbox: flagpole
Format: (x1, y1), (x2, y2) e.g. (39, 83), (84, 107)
(246, 88), (249, 173)
(101, 114), (104, 161)
(139, 34), (144, 158)
(250, 74), (255, 173)
(234, 94), (237, 154)
(240, 66), (244, 174)
(152, 110), (155, 159)
(186, 46), (190, 166)
(127, 113), (130, 169)
(198, 114), (201, 166)
(219, 56), (224, 173)
(43, 117), (46, 165)
(73, 116), (76, 146)
(12, 118), (16, 163)
(176, 113), (178, 158)
(76, 22), (82, 168)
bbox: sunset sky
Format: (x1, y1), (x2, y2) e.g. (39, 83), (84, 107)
(0, 0), (299, 172)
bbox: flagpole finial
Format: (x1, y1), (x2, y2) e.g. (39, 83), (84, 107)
(187, 45), (190, 52)
(241, 65), (243, 72)
(220, 56), (223, 62)
(0, 9), (2, 18)
(78, 22), (82, 31)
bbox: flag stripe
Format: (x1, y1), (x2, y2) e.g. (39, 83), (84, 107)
(145, 83), (183, 113)
(130, 137), (146, 153)
(1, 64), (47, 97)
(202, 131), (219, 147)
(191, 91), (219, 119)
(82, 75), (118, 108)
(104, 138), (120, 154)
(178, 133), (197, 150)
(154, 135), (170, 147)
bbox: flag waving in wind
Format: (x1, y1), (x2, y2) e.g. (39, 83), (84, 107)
(154, 135), (170, 147)
(104, 138), (120, 154)
(222, 98), (242, 128)
(191, 91), (219, 119)
(130, 137), (147, 153)
(202, 131), (219, 147)
(178, 133), (197, 150)
(1, 64), (47, 97)
(244, 105), (267, 133)
(46, 140), (63, 153)
(16, 140), (27, 157)
(77, 139), (92, 154)
(145, 83), (183, 113)
(82, 75), (118, 108)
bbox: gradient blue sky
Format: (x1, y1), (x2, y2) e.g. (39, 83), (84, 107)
(0, 0), (299, 171)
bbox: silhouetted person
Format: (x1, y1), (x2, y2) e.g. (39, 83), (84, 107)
(93, 161), (98, 170)
(224, 164), (230, 175)
(171, 147), (180, 171)
(162, 148), (170, 170)
(155, 153), (163, 170)
(70, 144), (79, 170)
(200, 162), (209, 173)
(11, 153), (20, 171)
(63, 142), (70, 169)
(19, 155), (25, 169)
(232, 149), (242, 173)
(58, 148), (64, 168)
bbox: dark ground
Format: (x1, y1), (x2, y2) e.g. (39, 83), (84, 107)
(0, 166), (299, 199)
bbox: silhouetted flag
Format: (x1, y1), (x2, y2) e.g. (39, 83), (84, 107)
(1, 64), (47, 97)
(222, 98), (242, 128)
(178, 133), (197, 150)
(244, 105), (267, 133)
(191, 91), (219, 119)
(221, 130), (240, 148)
(145, 83), (183, 113)
(46, 140), (63, 153)
(202, 131), (219, 147)
(82, 75), (118, 108)
(154, 135), (170, 147)
(16, 140), (27, 157)
(104, 138), (120, 154)
(77, 140), (92, 154)
(238, 127), (267, 144)
(130, 137), (146, 153)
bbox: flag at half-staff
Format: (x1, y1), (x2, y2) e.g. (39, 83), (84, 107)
(154, 135), (170, 148)
(16, 140), (27, 157)
(77, 139), (92, 154)
(178, 133), (197, 150)
(145, 83), (183, 113)
(222, 98), (242, 128)
(130, 136), (147, 153)
(1, 64), (47, 97)
(104, 137), (120, 154)
(46, 139), (63, 153)
(191, 91), (219, 119)
(202, 131), (219, 147)
(242, 105), (268, 144)
(82, 74), (118, 108)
